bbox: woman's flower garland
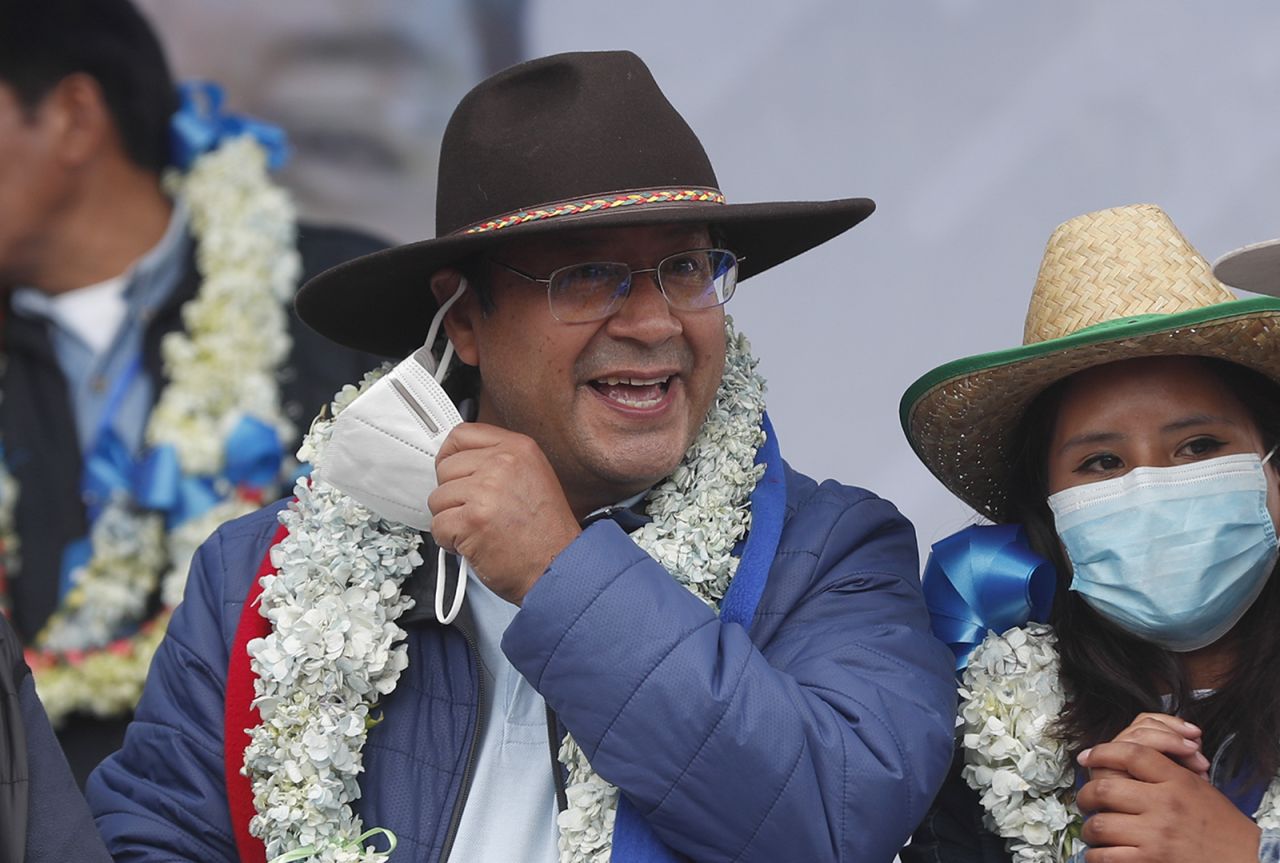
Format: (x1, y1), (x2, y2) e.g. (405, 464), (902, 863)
(21, 135), (298, 724)
(244, 322), (767, 862)
(961, 624), (1280, 861)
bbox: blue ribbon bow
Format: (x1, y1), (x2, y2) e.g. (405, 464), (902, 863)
(922, 523), (1057, 673)
(170, 81), (290, 171)
(81, 416), (283, 530)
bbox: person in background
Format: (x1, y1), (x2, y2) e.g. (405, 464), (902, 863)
(0, 612), (110, 862)
(901, 204), (1280, 862)
(89, 50), (956, 862)
(1215, 232), (1280, 298)
(0, 0), (382, 782)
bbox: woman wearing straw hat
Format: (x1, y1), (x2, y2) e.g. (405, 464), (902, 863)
(899, 204), (1280, 863)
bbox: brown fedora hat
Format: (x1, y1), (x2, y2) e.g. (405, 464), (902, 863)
(296, 50), (874, 357)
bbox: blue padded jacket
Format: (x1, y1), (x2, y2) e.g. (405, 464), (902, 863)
(88, 463), (956, 862)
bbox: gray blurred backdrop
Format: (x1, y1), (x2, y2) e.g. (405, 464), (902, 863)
(139, 0), (1280, 560)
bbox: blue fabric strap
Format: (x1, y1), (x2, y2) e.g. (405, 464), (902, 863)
(610, 414), (786, 862)
(720, 413), (785, 628)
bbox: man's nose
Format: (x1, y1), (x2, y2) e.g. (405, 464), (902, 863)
(604, 271), (682, 343)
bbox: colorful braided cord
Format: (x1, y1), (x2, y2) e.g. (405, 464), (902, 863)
(460, 188), (726, 235)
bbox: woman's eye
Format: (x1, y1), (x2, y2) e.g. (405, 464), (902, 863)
(1180, 437), (1226, 458)
(1077, 453), (1122, 473)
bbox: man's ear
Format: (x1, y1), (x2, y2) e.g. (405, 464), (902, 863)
(43, 74), (113, 168)
(430, 267), (480, 366)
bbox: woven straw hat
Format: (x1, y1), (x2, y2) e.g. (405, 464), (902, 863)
(901, 203), (1280, 522)
(1214, 236), (1280, 297)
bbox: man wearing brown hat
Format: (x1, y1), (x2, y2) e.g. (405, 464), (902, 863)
(89, 51), (955, 862)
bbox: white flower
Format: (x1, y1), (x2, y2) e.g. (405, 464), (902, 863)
(959, 625), (1081, 861)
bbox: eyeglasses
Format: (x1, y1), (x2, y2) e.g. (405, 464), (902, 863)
(488, 248), (740, 323)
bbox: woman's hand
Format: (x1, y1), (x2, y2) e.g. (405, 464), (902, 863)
(1076, 741), (1260, 862)
(1095, 712), (1208, 779)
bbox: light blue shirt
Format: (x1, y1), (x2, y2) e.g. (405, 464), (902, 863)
(10, 201), (191, 457)
(446, 573), (559, 863)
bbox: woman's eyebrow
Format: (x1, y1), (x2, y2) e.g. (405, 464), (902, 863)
(1161, 414), (1237, 433)
(1057, 430), (1124, 454)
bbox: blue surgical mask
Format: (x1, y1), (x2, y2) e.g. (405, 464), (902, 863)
(1047, 450), (1279, 652)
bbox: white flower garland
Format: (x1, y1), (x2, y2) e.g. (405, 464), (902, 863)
(961, 624), (1280, 861)
(244, 322), (767, 862)
(22, 135), (297, 724)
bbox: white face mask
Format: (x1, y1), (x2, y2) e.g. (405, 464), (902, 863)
(319, 282), (470, 624)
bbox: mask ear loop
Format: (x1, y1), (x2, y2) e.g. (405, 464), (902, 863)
(436, 547), (468, 625)
(426, 277), (470, 625)
(1264, 444), (1279, 466)
(424, 278), (467, 385)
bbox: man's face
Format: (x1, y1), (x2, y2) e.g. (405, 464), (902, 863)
(0, 83), (69, 285)
(453, 224), (728, 516)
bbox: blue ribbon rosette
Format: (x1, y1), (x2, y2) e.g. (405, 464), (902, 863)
(82, 415), (283, 530)
(922, 523), (1057, 673)
(170, 81), (290, 171)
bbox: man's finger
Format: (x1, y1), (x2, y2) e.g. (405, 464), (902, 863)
(432, 446), (494, 485)
(427, 478), (497, 522)
(434, 422), (508, 462)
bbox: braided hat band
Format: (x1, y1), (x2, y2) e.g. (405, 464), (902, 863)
(457, 188), (726, 236)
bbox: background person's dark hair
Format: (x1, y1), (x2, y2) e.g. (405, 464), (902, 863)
(0, 0), (176, 173)
(1008, 356), (1280, 780)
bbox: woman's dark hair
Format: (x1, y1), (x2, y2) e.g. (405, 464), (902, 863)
(0, 0), (176, 173)
(1009, 356), (1280, 779)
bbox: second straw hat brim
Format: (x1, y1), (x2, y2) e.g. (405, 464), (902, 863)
(901, 297), (1280, 523)
(1214, 238), (1280, 297)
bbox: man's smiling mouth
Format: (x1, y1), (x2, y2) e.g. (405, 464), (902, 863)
(589, 375), (673, 409)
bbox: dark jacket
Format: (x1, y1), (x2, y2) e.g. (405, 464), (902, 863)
(900, 749), (1013, 863)
(0, 222), (386, 782)
(88, 465), (958, 862)
(0, 614), (111, 863)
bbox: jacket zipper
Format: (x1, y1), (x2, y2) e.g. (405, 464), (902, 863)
(438, 622), (485, 862)
(546, 705), (568, 814)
